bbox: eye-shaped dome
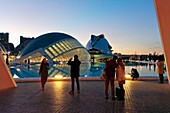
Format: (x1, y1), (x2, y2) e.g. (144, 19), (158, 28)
(86, 34), (112, 54)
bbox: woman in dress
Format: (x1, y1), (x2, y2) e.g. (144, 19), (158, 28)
(39, 58), (49, 91)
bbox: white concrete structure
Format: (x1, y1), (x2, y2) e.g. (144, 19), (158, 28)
(155, 0), (170, 83)
(0, 51), (17, 90)
(86, 34), (112, 55)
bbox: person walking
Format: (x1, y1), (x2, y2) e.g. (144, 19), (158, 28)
(116, 57), (125, 100)
(39, 58), (49, 91)
(157, 56), (165, 83)
(67, 55), (81, 95)
(104, 55), (118, 100)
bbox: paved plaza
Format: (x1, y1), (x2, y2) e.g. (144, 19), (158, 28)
(0, 80), (170, 113)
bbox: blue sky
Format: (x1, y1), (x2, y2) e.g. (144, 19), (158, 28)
(0, 0), (163, 54)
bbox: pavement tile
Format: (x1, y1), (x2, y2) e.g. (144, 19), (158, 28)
(0, 80), (170, 113)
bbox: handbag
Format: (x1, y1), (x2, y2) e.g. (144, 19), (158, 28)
(116, 88), (125, 100)
(115, 81), (125, 100)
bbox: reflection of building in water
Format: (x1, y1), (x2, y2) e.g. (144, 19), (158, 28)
(14, 32), (90, 66)
(10, 62), (90, 78)
(49, 63), (90, 77)
(86, 34), (113, 63)
(9, 60), (167, 78)
(85, 63), (105, 77)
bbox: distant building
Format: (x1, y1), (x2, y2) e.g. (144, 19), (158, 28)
(86, 34), (113, 55)
(86, 34), (113, 63)
(0, 32), (9, 51)
(0, 32), (15, 54)
(13, 36), (34, 55)
(8, 43), (15, 52)
(20, 36), (34, 44)
(15, 32), (90, 66)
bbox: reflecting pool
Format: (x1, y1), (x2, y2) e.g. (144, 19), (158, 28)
(10, 61), (167, 78)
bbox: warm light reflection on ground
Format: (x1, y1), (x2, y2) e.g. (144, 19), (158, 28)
(53, 81), (63, 89)
(125, 74), (132, 79)
(52, 81), (65, 103)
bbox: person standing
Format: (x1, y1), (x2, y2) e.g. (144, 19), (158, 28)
(157, 56), (165, 83)
(39, 58), (49, 91)
(104, 55), (118, 100)
(67, 55), (81, 95)
(116, 58), (125, 100)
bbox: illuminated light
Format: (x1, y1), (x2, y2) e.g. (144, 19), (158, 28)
(125, 74), (132, 79)
(13, 74), (19, 78)
(8, 51), (11, 55)
(16, 68), (21, 71)
(16, 56), (21, 59)
(60, 61), (63, 64)
(54, 75), (63, 79)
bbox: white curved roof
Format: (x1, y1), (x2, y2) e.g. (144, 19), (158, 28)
(86, 34), (112, 54)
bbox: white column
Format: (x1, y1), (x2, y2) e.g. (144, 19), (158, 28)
(155, 0), (170, 83)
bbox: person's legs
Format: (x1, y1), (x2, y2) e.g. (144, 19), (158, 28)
(110, 78), (115, 99)
(76, 77), (80, 93)
(44, 77), (47, 85)
(105, 79), (109, 99)
(69, 77), (74, 95)
(118, 83), (125, 100)
(41, 77), (44, 91)
(159, 74), (164, 83)
(71, 77), (74, 91)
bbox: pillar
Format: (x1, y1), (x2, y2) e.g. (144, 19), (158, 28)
(0, 51), (17, 90)
(155, 0), (170, 83)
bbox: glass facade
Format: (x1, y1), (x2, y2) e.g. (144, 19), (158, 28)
(16, 32), (90, 65)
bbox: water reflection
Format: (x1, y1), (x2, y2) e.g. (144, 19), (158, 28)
(10, 61), (167, 78)
(10, 62), (91, 78)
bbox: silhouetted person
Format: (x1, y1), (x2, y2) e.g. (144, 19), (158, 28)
(67, 55), (81, 95)
(39, 58), (49, 91)
(28, 58), (30, 69)
(129, 68), (139, 80)
(149, 64), (151, 71)
(104, 55), (118, 100)
(154, 64), (156, 72)
(157, 56), (164, 83)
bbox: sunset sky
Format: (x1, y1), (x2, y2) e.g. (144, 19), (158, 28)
(0, 0), (163, 55)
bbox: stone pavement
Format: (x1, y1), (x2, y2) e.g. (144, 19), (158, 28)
(0, 80), (170, 113)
